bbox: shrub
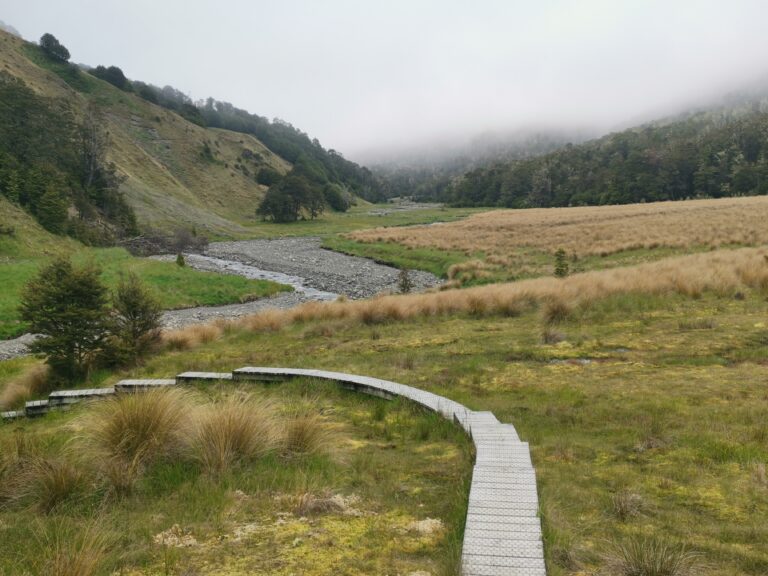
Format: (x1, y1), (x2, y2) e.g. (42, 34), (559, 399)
(19, 258), (109, 383)
(107, 272), (162, 365)
(175, 253), (185, 267)
(554, 248), (570, 278)
(398, 268), (414, 294)
(189, 396), (279, 474)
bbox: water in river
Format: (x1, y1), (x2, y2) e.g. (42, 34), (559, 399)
(186, 254), (339, 301)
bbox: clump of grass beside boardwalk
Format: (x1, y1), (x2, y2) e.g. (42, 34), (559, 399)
(0, 378), (472, 576)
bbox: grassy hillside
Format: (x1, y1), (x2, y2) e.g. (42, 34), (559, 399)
(0, 29), (290, 236)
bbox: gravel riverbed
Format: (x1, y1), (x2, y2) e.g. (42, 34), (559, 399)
(204, 237), (439, 299)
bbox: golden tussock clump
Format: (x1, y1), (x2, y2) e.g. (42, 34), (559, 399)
(76, 387), (194, 492)
(188, 396), (280, 475)
(162, 323), (224, 350)
(348, 196), (768, 258)
(0, 364), (50, 410)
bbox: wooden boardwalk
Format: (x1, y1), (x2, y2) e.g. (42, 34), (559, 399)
(1, 367), (545, 575)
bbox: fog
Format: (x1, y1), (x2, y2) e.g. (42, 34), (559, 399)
(4, 0), (768, 162)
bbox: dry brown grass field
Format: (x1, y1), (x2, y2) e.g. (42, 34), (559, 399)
(348, 196), (768, 257)
(157, 245), (768, 347)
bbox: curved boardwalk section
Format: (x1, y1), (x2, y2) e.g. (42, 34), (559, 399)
(2, 366), (545, 575)
(231, 367), (545, 576)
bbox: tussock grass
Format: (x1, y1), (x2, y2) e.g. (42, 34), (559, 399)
(349, 196), (768, 257)
(0, 377), (471, 575)
(605, 537), (701, 576)
(14, 457), (87, 514)
(0, 364), (51, 410)
(33, 520), (111, 576)
(163, 323), (224, 350)
(77, 388), (193, 491)
(189, 396), (280, 474)
(283, 412), (335, 456)
(611, 490), (644, 521)
(159, 246), (768, 347)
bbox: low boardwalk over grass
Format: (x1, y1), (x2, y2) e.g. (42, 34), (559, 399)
(2, 367), (545, 575)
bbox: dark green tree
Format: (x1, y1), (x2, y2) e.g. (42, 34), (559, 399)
(35, 186), (68, 234)
(554, 249), (569, 278)
(107, 272), (162, 365)
(256, 175), (326, 222)
(19, 258), (110, 382)
(256, 167), (282, 186)
(39, 33), (70, 62)
(91, 65), (130, 90)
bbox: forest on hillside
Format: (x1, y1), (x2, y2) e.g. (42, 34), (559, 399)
(445, 103), (768, 208)
(0, 70), (136, 244)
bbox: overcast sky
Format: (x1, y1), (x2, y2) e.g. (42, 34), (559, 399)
(3, 0), (768, 160)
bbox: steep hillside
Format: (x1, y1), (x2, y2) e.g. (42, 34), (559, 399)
(0, 29), (331, 236)
(0, 196), (78, 259)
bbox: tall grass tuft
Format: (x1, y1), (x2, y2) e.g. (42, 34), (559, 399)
(605, 537), (700, 576)
(163, 324), (223, 351)
(15, 457), (87, 513)
(283, 412), (334, 456)
(611, 490), (644, 521)
(78, 387), (193, 491)
(0, 364), (51, 410)
(188, 396), (280, 475)
(34, 520), (111, 576)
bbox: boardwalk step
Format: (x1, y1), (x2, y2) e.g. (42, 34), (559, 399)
(114, 379), (177, 392)
(48, 388), (115, 405)
(175, 372), (233, 383)
(24, 399), (51, 417)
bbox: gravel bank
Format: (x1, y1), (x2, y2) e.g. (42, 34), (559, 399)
(0, 333), (39, 361)
(205, 237), (440, 299)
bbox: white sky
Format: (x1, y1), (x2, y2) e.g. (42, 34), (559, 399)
(3, 0), (768, 160)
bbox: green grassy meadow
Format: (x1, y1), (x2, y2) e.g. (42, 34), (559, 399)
(16, 287), (760, 576)
(0, 248), (291, 339)
(235, 204), (484, 240)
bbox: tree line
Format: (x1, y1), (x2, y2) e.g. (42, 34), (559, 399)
(445, 104), (768, 208)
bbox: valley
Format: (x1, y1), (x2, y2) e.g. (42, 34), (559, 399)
(2, 9), (768, 576)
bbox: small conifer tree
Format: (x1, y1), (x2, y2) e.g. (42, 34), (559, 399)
(398, 269), (414, 294)
(554, 248), (569, 278)
(107, 272), (162, 365)
(19, 258), (109, 382)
